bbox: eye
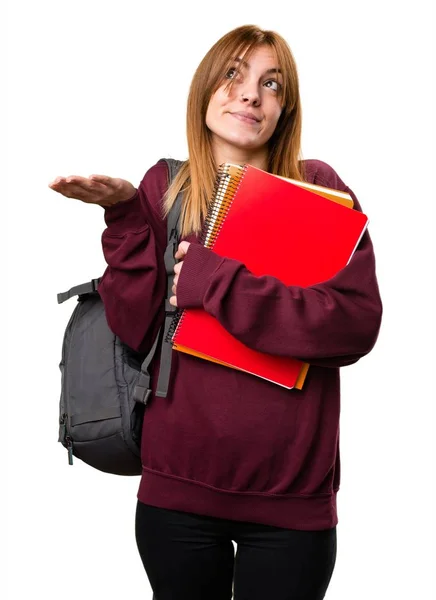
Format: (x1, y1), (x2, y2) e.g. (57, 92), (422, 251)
(264, 79), (282, 92)
(225, 67), (239, 79)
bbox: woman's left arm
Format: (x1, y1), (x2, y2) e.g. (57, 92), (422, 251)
(175, 193), (382, 369)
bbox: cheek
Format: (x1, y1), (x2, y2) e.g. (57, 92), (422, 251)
(206, 91), (231, 131)
(205, 104), (213, 128)
(267, 105), (283, 133)
(205, 103), (217, 131)
(206, 93), (222, 127)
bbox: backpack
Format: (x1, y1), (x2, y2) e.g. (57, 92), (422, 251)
(57, 158), (183, 476)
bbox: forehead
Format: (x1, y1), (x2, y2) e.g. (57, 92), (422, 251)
(235, 45), (280, 71)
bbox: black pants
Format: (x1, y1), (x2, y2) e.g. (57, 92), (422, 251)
(135, 501), (337, 600)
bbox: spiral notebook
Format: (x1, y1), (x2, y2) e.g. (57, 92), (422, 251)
(169, 163), (369, 390)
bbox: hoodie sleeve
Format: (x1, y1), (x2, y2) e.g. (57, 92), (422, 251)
(176, 167), (382, 369)
(97, 160), (168, 353)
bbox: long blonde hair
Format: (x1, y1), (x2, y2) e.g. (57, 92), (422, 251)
(164, 25), (305, 237)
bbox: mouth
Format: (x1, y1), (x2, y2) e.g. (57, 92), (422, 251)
(229, 111), (261, 124)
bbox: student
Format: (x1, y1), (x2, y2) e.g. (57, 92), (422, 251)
(49, 24), (382, 600)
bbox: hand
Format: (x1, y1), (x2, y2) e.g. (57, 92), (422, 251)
(169, 242), (191, 307)
(48, 174), (136, 207)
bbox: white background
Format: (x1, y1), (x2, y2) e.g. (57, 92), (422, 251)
(5, 0), (435, 599)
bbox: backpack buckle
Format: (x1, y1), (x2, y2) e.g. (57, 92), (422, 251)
(133, 372), (152, 405)
(91, 278), (101, 292)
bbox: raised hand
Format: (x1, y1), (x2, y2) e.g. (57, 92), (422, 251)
(48, 174), (136, 208)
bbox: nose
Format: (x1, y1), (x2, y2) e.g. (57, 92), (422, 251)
(240, 84), (260, 107)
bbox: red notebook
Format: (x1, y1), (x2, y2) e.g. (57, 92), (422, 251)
(170, 163), (368, 389)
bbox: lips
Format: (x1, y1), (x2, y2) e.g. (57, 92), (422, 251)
(230, 111), (261, 124)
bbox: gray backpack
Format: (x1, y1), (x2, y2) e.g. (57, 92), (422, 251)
(57, 158), (183, 475)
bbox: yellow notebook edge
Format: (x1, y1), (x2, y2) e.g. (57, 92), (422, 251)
(223, 163), (353, 207)
(173, 343), (310, 390)
(274, 175), (353, 208)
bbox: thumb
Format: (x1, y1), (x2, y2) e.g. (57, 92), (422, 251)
(175, 241), (190, 259)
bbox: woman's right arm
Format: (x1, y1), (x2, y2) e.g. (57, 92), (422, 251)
(49, 161), (169, 353)
(98, 162), (169, 353)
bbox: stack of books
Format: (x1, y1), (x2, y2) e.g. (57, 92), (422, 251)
(169, 163), (368, 390)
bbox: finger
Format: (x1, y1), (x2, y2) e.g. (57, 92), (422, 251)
(65, 175), (90, 184)
(67, 176), (108, 192)
(176, 242), (190, 257)
(50, 178), (107, 201)
(50, 175), (107, 189)
(169, 296), (177, 307)
(89, 175), (121, 193)
(50, 182), (85, 199)
(49, 177), (82, 191)
(48, 176), (66, 187)
(172, 283), (176, 295)
(88, 174), (114, 186)
(52, 184), (102, 203)
(179, 241), (190, 253)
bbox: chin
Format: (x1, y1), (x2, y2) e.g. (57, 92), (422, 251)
(227, 135), (266, 151)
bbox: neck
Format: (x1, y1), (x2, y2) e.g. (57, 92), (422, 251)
(211, 138), (269, 171)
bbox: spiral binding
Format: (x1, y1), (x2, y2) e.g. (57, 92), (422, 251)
(166, 163), (247, 345)
(199, 163), (246, 249)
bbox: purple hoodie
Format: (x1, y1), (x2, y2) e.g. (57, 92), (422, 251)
(98, 158), (382, 530)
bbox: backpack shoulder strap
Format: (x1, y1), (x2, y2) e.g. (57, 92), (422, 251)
(135, 158), (185, 402)
(57, 278), (101, 304)
(154, 158), (184, 398)
(164, 158), (184, 238)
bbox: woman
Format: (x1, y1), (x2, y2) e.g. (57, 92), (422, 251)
(49, 24), (382, 600)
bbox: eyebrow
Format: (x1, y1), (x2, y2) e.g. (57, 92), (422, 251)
(233, 56), (282, 75)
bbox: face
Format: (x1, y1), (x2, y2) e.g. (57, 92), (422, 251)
(205, 45), (283, 155)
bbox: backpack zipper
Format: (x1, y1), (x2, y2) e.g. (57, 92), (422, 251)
(59, 413), (74, 465)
